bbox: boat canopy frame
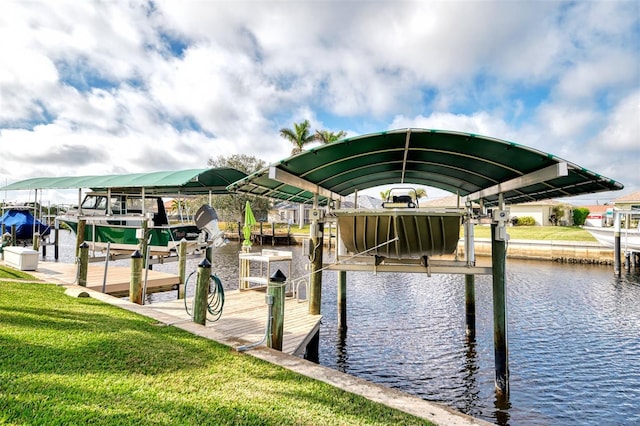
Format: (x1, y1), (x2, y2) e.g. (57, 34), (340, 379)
(0, 167), (248, 196)
(227, 128), (623, 207)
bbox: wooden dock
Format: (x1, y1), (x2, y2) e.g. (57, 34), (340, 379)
(23, 260), (322, 357)
(29, 260), (180, 296)
(150, 290), (321, 356)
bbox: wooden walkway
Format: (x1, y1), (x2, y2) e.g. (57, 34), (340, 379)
(150, 290), (321, 356)
(18, 260), (322, 357)
(28, 260), (180, 296)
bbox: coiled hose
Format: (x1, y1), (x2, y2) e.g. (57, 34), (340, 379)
(183, 271), (225, 322)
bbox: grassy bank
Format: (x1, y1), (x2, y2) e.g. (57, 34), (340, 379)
(467, 225), (597, 241)
(0, 275), (432, 426)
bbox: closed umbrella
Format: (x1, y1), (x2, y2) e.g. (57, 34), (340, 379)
(243, 200), (256, 247)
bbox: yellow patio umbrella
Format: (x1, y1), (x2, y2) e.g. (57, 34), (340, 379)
(243, 200), (256, 247)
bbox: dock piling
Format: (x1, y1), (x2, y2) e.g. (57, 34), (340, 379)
(193, 258), (211, 325)
(129, 250), (143, 304)
(491, 222), (509, 397)
(338, 270), (347, 330)
(268, 269), (287, 351)
(309, 221), (324, 315)
(78, 242), (89, 287)
(178, 239), (187, 299)
(465, 274), (476, 339)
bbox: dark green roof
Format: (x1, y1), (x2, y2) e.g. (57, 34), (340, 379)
(227, 128), (623, 207)
(0, 168), (247, 195)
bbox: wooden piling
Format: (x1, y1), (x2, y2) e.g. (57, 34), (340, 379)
(465, 274), (476, 339)
(54, 227), (59, 260)
(11, 224), (16, 246)
(193, 258), (211, 325)
(78, 242), (89, 287)
(268, 271), (286, 351)
(129, 250), (143, 304)
(76, 219), (86, 258)
(614, 213), (621, 276)
(32, 232), (40, 252)
(309, 222), (324, 315)
(338, 270), (347, 330)
(491, 223), (509, 397)
(178, 239), (187, 299)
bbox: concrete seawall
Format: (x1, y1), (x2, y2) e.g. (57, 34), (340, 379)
(287, 234), (614, 264)
(458, 238), (614, 264)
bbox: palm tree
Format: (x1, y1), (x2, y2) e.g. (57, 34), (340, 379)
(315, 129), (346, 144)
(409, 188), (427, 202)
(279, 120), (317, 155)
(379, 189), (391, 201)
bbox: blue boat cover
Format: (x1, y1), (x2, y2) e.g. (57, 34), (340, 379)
(0, 209), (51, 240)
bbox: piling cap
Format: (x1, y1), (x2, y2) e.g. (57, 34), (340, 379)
(270, 269), (287, 283)
(199, 258), (212, 268)
(79, 241), (89, 249)
(130, 249), (143, 258)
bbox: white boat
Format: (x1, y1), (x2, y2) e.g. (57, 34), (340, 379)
(57, 192), (225, 254)
(583, 226), (640, 253)
(583, 209), (640, 253)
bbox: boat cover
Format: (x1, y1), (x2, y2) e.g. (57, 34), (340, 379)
(0, 209), (51, 240)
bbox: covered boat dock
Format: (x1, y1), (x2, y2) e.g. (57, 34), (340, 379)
(227, 128), (624, 397)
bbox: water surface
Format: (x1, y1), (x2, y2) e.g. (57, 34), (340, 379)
(49, 232), (640, 425)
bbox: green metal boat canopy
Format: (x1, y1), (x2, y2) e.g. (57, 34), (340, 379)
(0, 168), (247, 196)
(227, 128), (623, 207)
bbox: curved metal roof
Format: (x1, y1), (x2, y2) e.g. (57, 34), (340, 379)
(0, 168), (247, 195)
(227, 128), (623, 207)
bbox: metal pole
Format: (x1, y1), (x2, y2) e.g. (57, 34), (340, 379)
(614, 212), (621, 276)
(102, 242), (110, 293)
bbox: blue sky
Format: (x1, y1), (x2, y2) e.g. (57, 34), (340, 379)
(1, 0), (638, 204)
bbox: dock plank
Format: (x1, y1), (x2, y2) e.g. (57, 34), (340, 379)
(151, 289), (321, 356)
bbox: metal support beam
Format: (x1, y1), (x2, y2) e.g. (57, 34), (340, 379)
(268, 167), (342, 201)
(464, 162), (569, 204)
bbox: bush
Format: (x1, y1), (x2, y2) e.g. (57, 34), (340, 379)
(516, 216), (536, 226)
(573, 207), (590, 226)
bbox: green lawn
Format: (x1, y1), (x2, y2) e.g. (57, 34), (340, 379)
(467, 225), (597, 242)
(0, 274), (432, 426)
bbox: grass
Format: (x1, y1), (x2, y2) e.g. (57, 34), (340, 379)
(0, 273), (432, 426)
(467, 225), (597, 242)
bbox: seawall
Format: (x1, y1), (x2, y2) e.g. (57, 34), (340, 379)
(460, 238), (614, 264)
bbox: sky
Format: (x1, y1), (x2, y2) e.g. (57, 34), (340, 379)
(1, 0), (638, 205)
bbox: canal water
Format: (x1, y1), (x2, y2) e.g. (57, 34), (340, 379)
(51, 232), (640, 425)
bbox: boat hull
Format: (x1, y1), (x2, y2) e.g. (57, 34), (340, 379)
(334, 209), (462, 259)
(583, 226), (640, 252)
(59, 219), (204, 253)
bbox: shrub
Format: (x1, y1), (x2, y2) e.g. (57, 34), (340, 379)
(516, 216), (536, 226)
(573, 207), (590, 226)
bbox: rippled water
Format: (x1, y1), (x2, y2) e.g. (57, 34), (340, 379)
(50, 232), (640, 425)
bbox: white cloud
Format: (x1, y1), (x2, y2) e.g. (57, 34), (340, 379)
(0, 0), (638, 201)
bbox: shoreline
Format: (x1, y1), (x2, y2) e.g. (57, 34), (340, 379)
(239, 232), (618, 265)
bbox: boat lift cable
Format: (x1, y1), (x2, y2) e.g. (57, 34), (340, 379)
(236, 237), (399, 353)
(183, 271), (225, 322)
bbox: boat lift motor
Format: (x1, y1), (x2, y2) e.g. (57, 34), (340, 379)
(195, 205), (226, 248)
